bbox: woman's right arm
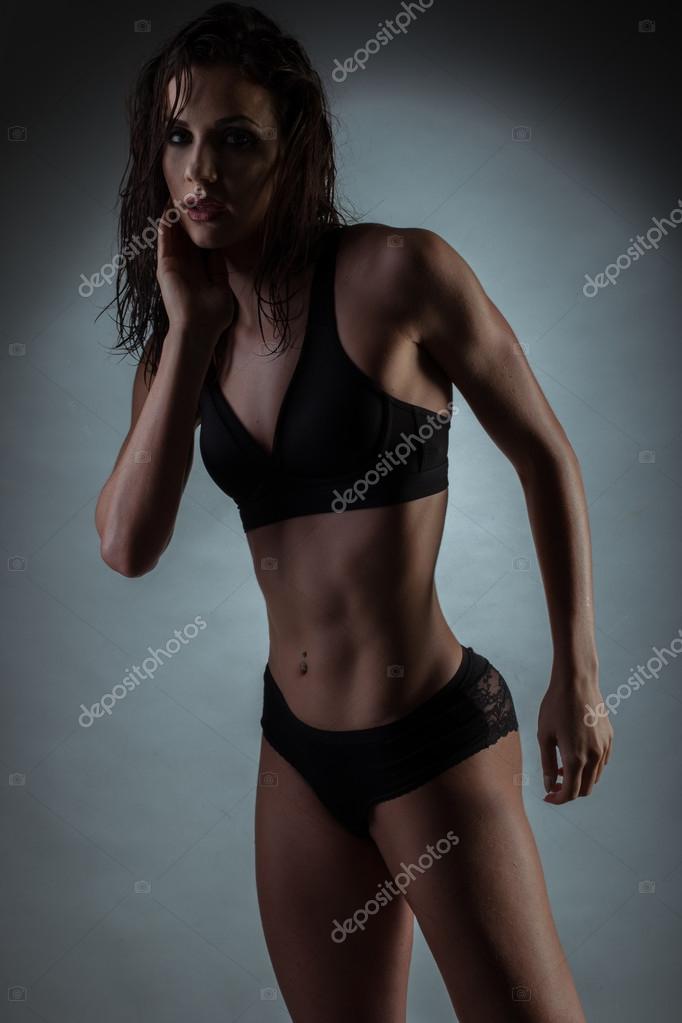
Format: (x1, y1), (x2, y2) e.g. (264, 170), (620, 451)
(95, 324), (221, 577)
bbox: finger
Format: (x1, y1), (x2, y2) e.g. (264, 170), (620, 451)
(157, 210), (167, 266)
(578, 753), (601, 797)
(546, 759), (582, 804)
(157, 202), (178, 265)
(543, 766), (564, 798)
(540, 737), (559, 794)
(594, 750), (606, 785)
(164, 210), (187, 260)
(596, 731), (614, 784)
(158, 204), (200, 281)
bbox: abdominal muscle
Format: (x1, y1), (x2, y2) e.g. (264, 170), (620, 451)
(246, 487), (463, 730)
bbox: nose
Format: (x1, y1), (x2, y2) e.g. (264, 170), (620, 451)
(184, 141), (218, 187)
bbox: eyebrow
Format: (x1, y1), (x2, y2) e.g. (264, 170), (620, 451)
(169, 115), (261, 128)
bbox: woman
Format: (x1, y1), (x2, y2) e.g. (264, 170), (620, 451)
(96, 4), (613, 1020)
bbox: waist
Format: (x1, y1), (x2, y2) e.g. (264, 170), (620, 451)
(262, 642), (492, 743)
(248, 489), (448, 614)
(264, 608), (462, 730)
(249, 492), (452, 726)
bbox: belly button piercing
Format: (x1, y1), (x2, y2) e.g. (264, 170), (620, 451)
(299, 650), (308, 675)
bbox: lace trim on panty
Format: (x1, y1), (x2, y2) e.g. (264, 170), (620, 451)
(468, 661), (519, 743)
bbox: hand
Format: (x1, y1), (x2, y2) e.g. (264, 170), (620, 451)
(537, 660), (613, 804)
(156, 201), (235, 341)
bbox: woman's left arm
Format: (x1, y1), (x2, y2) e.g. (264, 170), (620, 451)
(396, 227), (614, 804)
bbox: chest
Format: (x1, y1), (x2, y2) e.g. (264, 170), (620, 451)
(210, 273), (445, 461)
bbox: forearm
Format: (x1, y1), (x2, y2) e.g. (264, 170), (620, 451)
(518, 447), (599, 674)
(97, 325), (216, 574)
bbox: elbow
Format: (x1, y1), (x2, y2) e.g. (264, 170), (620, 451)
(99, 534), (159, 578)
(517, 440), (578, 486)
(97, 504), (171, 577)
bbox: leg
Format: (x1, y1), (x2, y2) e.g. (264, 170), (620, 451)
(369, 731), (586, 1022)
(255, 735), (415, 1023)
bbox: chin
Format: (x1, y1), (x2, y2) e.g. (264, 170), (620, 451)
(183, 213), (264, 250)
(183, 220), (232, 245)
(188, 230), (230, 248)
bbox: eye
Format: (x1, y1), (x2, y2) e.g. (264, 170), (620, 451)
(165, 127), (257, 148)
(166, 128), (187, 145)
(223, 128), (257, 148)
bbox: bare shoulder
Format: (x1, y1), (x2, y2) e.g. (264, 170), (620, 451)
(335, 221), (443, 290)
(334, 222), (473, 337)
(333, 228), (564, 481)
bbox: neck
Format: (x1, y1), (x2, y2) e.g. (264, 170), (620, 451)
(219, 227), (308, 336)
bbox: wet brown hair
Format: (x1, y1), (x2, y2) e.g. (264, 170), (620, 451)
(100, 2), (354, 385)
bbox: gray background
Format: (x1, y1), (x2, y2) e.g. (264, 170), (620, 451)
(2, 2), (681, 1020)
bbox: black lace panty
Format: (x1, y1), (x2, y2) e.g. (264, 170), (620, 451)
(261, 645), (520, 838)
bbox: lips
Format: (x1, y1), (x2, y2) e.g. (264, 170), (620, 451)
(182, 195), (226, 211)
(186, 204), (228, 223)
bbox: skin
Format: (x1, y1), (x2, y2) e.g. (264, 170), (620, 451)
(160, 63), (286, 329)
(97, 63), (614, 1021)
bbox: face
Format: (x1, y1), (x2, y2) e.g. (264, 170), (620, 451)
(161, 63), (281, 249)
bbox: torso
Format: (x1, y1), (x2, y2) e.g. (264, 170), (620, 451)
(208, 222), (463, 728)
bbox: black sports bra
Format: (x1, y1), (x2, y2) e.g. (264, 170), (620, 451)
(198, 226), (453, 533)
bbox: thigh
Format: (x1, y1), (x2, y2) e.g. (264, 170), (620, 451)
(368, 732), (586, 1023)
(255, 736), (414, 1023)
